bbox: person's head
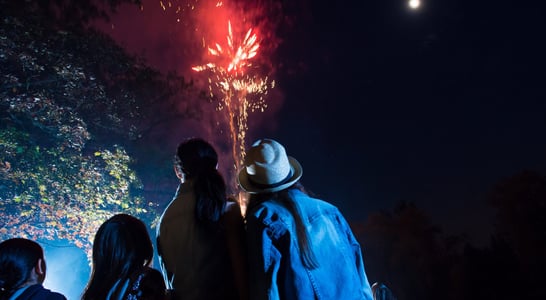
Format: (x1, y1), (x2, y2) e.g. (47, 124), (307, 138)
(174, 137), (227, 224)
(0, 238), (46, 299)
(83, 214), (153, 300)
(238, 139), (318, 268)
(237, 138), (302, 195)
(174, 137), (219, 182)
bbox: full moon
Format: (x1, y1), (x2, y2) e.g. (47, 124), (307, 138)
(409, 0), (421, 9)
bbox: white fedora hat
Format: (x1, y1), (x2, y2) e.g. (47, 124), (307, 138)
(238, 139), (303, 194)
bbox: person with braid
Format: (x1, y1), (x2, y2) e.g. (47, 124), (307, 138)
(0, 238), (66, 300)
(156, 138), (247, 300)
(238, 139), (374, 300)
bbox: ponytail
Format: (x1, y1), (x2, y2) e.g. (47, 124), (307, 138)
(193, 167), (227, 225)
(174, 138), (228, 228)
(279, 188), (319, 269)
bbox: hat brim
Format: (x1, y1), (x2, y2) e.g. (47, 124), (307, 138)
(238, 157), (303, 194)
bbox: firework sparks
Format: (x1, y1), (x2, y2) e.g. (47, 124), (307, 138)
(192, 21), (259, 75)
(193, 20), (273, 200)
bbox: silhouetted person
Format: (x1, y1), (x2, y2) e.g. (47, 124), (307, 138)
(82, 214), (166, 300)
(156, 138), (247, 300)
(0, 238), (67, 300)
(238, 138), (374, 300)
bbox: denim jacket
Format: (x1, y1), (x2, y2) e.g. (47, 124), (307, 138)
(245, 188), (373, 300)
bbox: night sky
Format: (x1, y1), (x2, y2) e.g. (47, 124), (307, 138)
(95, 0), (546, 245)
(273, 0), (546, 244)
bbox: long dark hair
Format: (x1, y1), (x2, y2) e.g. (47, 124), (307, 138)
(82, 214), (154, 300)
(0, 238), (44, 300)
(175, 138), (227, 226)
(248, 183), (319, 269)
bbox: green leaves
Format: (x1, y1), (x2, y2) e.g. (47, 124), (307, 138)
(0, 126), (156, 261)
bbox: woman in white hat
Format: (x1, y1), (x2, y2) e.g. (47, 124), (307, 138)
(238, 138), (374, 300)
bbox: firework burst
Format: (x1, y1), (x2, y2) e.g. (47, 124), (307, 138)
(193, 20), (274, 197)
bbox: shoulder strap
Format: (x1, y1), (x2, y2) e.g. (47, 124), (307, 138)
(122, 269), (147, 299)
(122, 267), (166, 300)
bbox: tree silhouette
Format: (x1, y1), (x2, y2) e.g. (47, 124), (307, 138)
(0, 0), (141, 30)
(354, 170), (546, 299)
(487, 170), (546, 298)
(357, 201), (462, 300)
(458, 238), (520, 300)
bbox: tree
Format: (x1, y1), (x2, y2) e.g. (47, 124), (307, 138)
(0, 0), (142, 30)
(356, 201), (463, 300)
(0, 128), (148, 260)
(487, 170), (546, 298)
(0, 0), (202, 260)
(458, 238), (520, 300)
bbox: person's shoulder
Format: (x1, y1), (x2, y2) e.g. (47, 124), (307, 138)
(296, 193), (342, 218)
(249, 198), (283, 214)
(130, 266), (164, 286)
(247, 199), (293, 229)
(287, 188), (332, 207)
(141, 266), (164, 280)
(128, 267), (166, 299)
(158, 188), (195, 225)
(22, 284), (67, 300)
(48, 291), (68, 300)
(40, 288), (67, 300)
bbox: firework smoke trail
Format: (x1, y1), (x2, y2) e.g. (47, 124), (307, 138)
(193, 20), (273, 200)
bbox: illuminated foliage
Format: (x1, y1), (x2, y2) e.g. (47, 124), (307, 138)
(0, 0), (195, 262)
(0, 126), (156, 261)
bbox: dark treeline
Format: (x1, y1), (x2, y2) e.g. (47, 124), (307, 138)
(1, 1), (546, 299)
(353, 170), (546, 299)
